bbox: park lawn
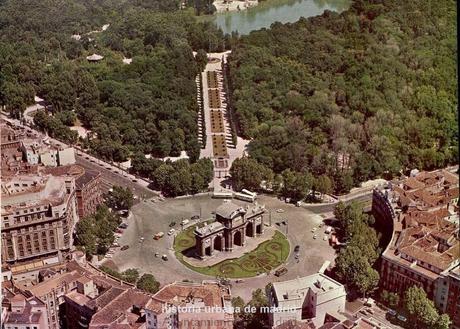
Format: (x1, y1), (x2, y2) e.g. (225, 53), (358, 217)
(174, 226), (290, 278)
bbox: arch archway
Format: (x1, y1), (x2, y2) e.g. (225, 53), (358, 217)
(214, 236), (223, 251)
(234, 230), (242, 246)
(246, 222), (254, 237)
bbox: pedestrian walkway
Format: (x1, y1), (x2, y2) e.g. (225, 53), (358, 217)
(197, 51), (250, 191)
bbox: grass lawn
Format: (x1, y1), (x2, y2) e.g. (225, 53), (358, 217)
(174, 225), (290, 278)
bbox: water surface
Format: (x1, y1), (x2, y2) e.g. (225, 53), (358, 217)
(208, 0), (351, 35)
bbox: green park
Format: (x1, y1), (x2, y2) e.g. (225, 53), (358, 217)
(173, 224), (290, 278)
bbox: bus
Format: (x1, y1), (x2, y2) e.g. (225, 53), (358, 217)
(234, 192), (255, 203)
(241, 189), (257, 198)
(212, 191), (233, 199)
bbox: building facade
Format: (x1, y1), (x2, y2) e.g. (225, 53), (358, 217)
(372, 169), (459, 325)
(194, 202), (265, 258)
(1, 174), (79, 272)
(268, 272), (346, 328)
(75, 170), (103, 218)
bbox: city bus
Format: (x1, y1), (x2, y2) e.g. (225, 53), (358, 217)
(234, 192), (255, 203)
(212, 191), (233, 199)
(241, 189), (257, 199)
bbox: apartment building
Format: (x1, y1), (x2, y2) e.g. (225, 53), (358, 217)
(1, 174), (79, 282)
(372, 169), (459, 327)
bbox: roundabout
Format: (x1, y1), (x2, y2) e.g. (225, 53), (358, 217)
(108, 194), (336, 300)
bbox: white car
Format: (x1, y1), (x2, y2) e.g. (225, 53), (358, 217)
(168, 229), (175, 236)
(276, 209), (284, 213)
(313, 234), (318, 239)
(311, 227), (317, 233)
(323, 235), (328, 241)
(105, 254), (113, 258)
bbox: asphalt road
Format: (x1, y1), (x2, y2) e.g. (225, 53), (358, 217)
(107, 194), (337, 301)
(75, 155), (157, 199)
(302, 192), (372, 214)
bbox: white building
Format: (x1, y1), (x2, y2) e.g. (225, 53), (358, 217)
(268, 273), (346, 328)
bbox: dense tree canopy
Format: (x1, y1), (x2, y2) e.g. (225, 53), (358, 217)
(404, 286), (451, 329)
(228, 0), (457, 194)
(0, 0), (227, 162)
(333, 202), (380, 297)
(75, 205), (121, 257)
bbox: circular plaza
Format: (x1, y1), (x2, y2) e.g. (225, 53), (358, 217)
(107, 194), (336, 299)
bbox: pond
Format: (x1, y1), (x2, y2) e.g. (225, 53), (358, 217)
(207, 0), (351, 35)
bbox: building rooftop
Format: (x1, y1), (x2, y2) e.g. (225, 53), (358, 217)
(1, 174), (74, 214)
(4, 294), (46, 325)
(25, 271), (83, 297)
(272, 273), (346, 310)
(89, 289), (151, 327)
(215, 202), (245, 219)
(65, 290), (91, 306)
(380, 169), (459, 277)
(146, 281), (232, 315)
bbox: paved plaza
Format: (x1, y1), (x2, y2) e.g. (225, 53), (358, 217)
(107, 194), (336, 301)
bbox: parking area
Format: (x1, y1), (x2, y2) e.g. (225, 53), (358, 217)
(107, 194), (336, 300)
(347, 300), (406, 329)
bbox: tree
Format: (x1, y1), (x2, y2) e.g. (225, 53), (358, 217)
(122, 268), (140, 284)
(236, 289), (269, 329)
(434, 314), (452, 329)
(136, 274), (160, 294)
(75, 217), (96, 258)
(230, 157), (273, 191)
(404, 286), (441, 328)
(106, 186), (134, 210)
(195, 49), (208, 72)
(381, 290), (399, 308)
(335, 246), (379, 297)
(315, 174), (333, 198)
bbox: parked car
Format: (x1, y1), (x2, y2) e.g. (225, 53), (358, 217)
(168, 229), (175, 236)
(397, 315), (407, 323)
(191, 215), (200, 220)
(153, 232), (164, 240)
(294, 245), (300, 252)
(155, 252), (160, 257)
(162, 255), (168, 261)
(387, 309), (397, 317)
(274, 267), (288, 277)
(116, 228), (123, 234)
(119, 223), (128, 229)
(181, 219), (190, 226)
(121, 245), (129, 251)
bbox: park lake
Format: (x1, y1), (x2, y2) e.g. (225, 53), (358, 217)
(205, 0), (351, 35)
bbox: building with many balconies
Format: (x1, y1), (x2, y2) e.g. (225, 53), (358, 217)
(1, 174), (79, 283)
(372, 169), (459, 327)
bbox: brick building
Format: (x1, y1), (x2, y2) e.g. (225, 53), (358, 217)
(194, 202), (265, 258)
(372, 169), (459, 326)
(75, 170), (103, 218)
